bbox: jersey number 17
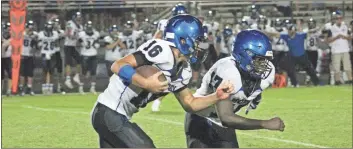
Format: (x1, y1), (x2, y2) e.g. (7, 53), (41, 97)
(209, 71), (223, 91)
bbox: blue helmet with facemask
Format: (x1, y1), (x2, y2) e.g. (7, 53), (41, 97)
(163, 14), (205, 64)
(232, 29), (273, 79)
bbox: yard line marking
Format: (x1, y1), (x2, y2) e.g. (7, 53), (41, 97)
(20, 105), (331, 148)
(22, 105), (89, 115)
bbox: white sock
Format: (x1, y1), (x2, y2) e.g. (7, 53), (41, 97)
(43, 84), (48, 93)
(66, 76), (71, 81)
(91, 82), (96, 88)
(49, 84), (53, 93)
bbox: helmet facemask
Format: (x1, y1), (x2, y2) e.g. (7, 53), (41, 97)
(178, 36), (207, 64)
(242, 50), (273, 79)
(251, 55), (272, 79)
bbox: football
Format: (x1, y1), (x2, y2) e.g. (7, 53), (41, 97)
(128, 65), (167, 93)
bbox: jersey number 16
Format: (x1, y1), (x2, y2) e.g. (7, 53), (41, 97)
(143, 40), (163, 58)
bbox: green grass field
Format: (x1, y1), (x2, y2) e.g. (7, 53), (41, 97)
(2, 86), (352, 148)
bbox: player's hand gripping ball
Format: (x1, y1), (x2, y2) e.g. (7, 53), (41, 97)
(128, 65), (168, 93)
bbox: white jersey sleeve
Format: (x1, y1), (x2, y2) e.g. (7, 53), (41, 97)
(158, 19), (168, 31)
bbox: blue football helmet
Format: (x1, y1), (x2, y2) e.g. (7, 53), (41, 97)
(232, 30), (273, 79)
(164, 14), (205, 64)
(172, 4), (187, 16)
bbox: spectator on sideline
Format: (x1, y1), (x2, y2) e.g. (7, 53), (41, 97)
(325, 13), (352, 85)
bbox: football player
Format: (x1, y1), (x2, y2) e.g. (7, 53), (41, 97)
(38, 21), (59, 94)
(153, 3), (187, 39)
(1, 22), (12, 96)
(151, 3), (188, 112)
(64, 12), (84, 89)
(270, 18), (289, 73)
(19, 20), (38, 96)
(119, 21), (143, 57)
(103, 25), (127, 77)
(218, 26), (234, 59)
(185, 30), (285, 148)
(78, 21), (100, 94)
(53, 18), (66, 94)
(91, 15), (233, 148)
(303, 18), (322, 81)
(236, 18), (250, 33)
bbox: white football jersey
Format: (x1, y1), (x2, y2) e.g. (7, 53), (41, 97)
(38, 31), (59, 59)
(79, 30), (100, 56)
(64, 20), (83, 46)
(194, 57), (275, 127)
(53, 29), (65, 52)
(270, 28), (289, 52)
(2, 42), (11, 58)
(158, 19), (168, 32)
(119, 30), (143, 54)
(96, 39), (192, 119)
(303, 28), (321, 51)
(104, 35), (122, 61)
(220, 35), (234, 54)
(22, 31), (38, 56)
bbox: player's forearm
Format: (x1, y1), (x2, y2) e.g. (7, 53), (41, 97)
(325, 36), (339, 43)
(264, 31), (280, 38)
(343, 35), (352, 40)
(153, 30), (163, 39)
(106, 41), (119, 49)
(111, 56), (149, 88)
(185, 93), (219, 113)
(220, 114), (265, 130)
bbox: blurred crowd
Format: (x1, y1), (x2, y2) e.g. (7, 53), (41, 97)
(1, 2), (353, 97)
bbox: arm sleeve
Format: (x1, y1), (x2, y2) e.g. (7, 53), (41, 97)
(215, 61), (243, 94)
(103, 36), (114, 44)
(193, 70), (212, 97)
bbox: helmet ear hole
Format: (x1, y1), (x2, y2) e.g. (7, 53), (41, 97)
(180, 38), (186, 44)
